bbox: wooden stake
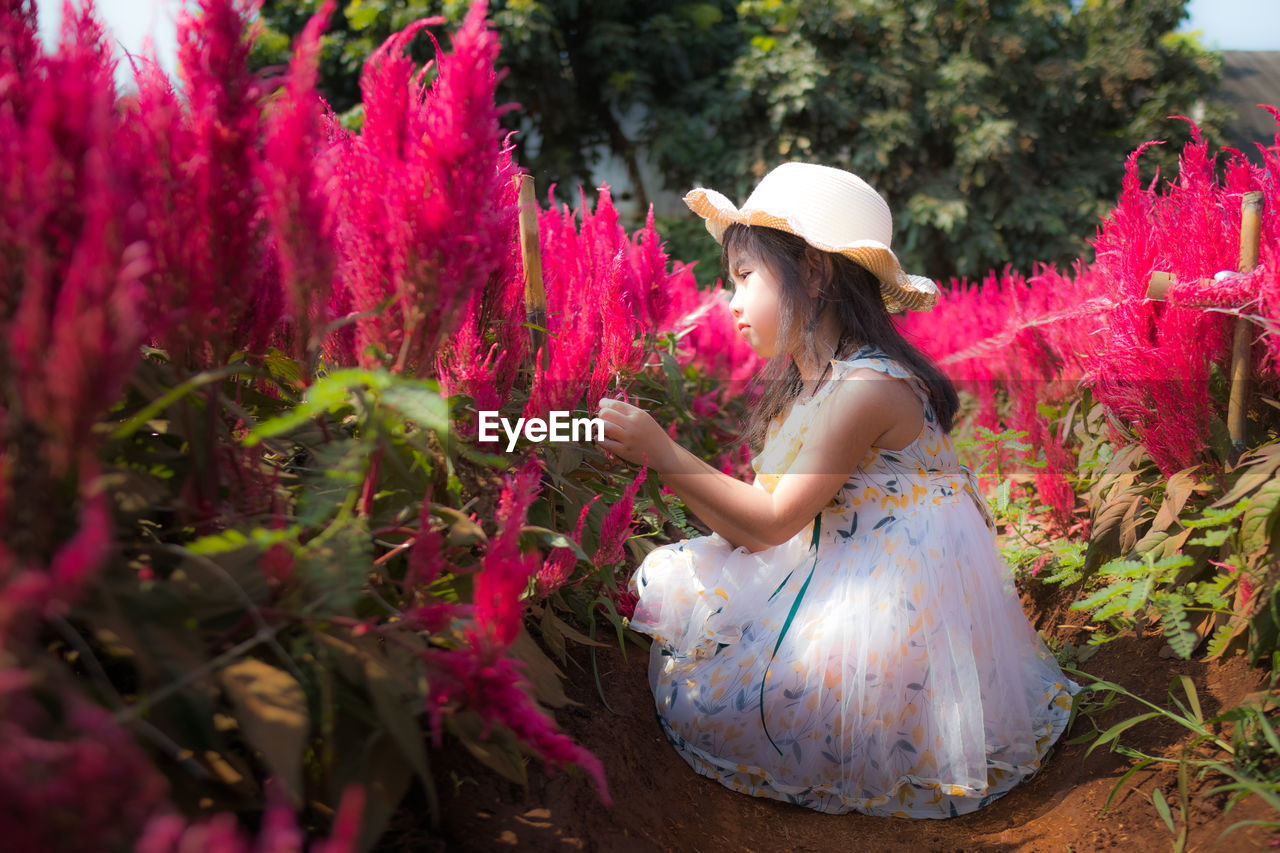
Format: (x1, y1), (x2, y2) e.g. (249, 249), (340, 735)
(515, 174), (547, 358)
(1228, 190), (1265, 453)
(1145, 270), (1177, 301)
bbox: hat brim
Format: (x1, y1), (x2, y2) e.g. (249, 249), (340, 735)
(685, 187), (939, 313)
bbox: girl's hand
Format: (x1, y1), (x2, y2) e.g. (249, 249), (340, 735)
(595, 397), (673, 471)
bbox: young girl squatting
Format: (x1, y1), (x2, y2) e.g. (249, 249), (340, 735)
(595, 162), (1079, 818)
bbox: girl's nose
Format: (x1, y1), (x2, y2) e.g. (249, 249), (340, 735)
(728, 288), (743, 318)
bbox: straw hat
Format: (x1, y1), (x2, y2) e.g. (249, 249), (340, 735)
(684, 162), (939, 313)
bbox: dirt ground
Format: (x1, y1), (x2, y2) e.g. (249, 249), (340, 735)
(385, 577), (1278, 852)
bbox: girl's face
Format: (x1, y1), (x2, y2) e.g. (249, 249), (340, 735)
(727, 246), (785, 358)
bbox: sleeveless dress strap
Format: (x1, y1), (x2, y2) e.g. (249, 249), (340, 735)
(831, 346), (931, 406)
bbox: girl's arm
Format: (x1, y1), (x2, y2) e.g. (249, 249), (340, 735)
(596, 371), (920, 551)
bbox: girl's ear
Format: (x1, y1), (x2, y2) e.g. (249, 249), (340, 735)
(802, 248), (834, 299)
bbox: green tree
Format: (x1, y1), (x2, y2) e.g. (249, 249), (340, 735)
(706, 0), (1224, 280)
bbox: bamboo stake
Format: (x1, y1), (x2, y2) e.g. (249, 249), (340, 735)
(1228, 191), (1265, 453)
(515, 174), (547, 358)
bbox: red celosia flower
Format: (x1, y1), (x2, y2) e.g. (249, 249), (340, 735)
(332, 0), (515, 376)
(2, 0), (145, 477)
(257, 0), (339, 366)
(899, 110), (1280, 496)
(536, 497), (597, 598)
(594, 465), (648, 568)
(0, 686), (169, 851)
(524, 186), (653, 421)
(119, 0), (277, 368)
(313, 784), (365, 853)
(46, 484), (110, 608)
(435, 152), (525, 419)
(468, 454), (542, 651)
(425, 646), (611, 805)
(406, 490), (445, 592)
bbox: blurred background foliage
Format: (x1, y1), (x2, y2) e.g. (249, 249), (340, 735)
(250, 0), (1226, 283)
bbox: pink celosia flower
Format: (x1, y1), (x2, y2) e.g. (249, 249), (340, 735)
(257, 0), (339, 367)
(405, 490), (445, 592)
(525, 186), (642, 420)
(2, 0), (145, 477)
(136, 775), (359, 853)
(46, 484), (110, 608)
(594, 465), (648, 568)
(435, 153), (525, 419)
(0, 686), (169, 851)
(118, 0), (278, 368)
(332, 0), (515, 376)
(468, 455), (542, 650)
(313, 784), (365, 853)
(1086, 123), (1242, 474)
(899, 111), (1280, 499)
(536, 497), (597, 598)
(425, 647), (611, 805)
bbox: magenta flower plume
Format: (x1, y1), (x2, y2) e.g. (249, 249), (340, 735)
(136, 776), (361, 853)
(426, 647), (612, 804)
(0, 1), (40, 119)
(419, 458), (612, 804)
(899, 113), (1280, 495)
(536, 497), (597, 598)
(1, 0), (144, 477)
(257, 0), (339, 366)
(406, 491), (445, 592)
(119, 0), (275, 369)
(332, 0), (516, 375)
(46, 486), (110, 606)
(313, 784), (365, 853)
(525, 187), (643, 420)
(436, 153), (525, 417)
(1085, 123), (1240, 474)
(674, 283), (764, 384)
(469, 454), (542, 651)
(0, 687), (169, 851)
(594, 466), (648, 568)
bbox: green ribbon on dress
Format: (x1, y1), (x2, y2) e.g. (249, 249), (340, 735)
(759, 513), (822, 757)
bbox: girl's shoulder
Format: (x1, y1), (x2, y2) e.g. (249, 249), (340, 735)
(832, 345), (916, 383)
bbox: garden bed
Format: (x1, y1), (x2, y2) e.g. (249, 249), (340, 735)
(381, 576), (1275, 852)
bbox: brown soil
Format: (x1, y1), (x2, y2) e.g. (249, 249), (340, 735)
(387, 578), (1278, 853)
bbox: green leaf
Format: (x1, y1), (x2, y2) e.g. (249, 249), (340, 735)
(1152, 787), (1176, 834)
(1177, 674), (1203, 724)
(1156, 596), (1196, 660)
(995, 479), (1011, 513)
(296, 523), (371, 615)
(220, 659), (309, 807)
(659, 351), (687, 412)
(1188, 527), (1231, 548)
(522, 525), (588, 561)
(447, 710), (529, 786)
(381, 381), (448, 436)
(508, 626), (574, 709)
(430, 504), (486, 547)
(1087, 711), (1162, 755)
(187, 525), (301, 556)
(346, 0), (381, 31)
(250, 368), (391, 442)
(1240, 476), (1280, 554)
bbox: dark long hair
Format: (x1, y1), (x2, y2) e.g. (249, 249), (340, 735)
(723, 224), (959, 449)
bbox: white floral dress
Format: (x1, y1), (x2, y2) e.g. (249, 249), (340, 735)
(627, 346), (1078, 818)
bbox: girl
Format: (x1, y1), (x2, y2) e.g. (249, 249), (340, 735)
(596, 162), (1078, 818)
